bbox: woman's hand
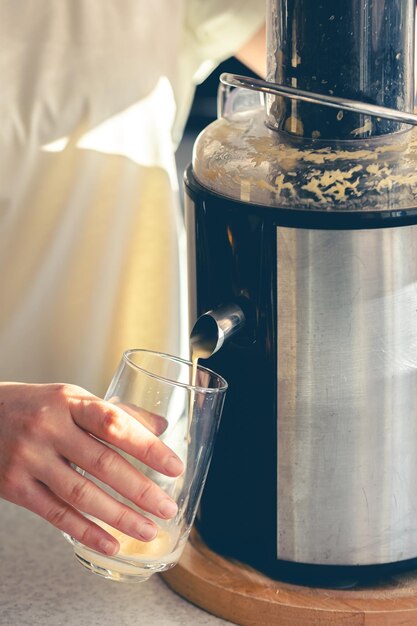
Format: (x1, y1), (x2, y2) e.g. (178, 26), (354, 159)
(0, 382), (183, 556)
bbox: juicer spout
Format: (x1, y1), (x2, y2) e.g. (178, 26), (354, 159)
(190, 304), (246, 359)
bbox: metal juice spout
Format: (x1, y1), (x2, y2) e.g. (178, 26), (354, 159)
(190, 304), (246, 359)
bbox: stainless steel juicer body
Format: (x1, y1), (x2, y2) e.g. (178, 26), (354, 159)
(186, 0), (417, 585)
(276, 223), (417, 566)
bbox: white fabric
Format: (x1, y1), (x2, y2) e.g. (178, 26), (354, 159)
(0, 0), (264, 395)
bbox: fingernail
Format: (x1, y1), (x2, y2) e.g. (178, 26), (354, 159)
(101, 539), (119, 555)
(140, 522), (157, 541)
(154, 416), (169, 436)
(164, 455), (183, 475)
(158, 499), (178, 519)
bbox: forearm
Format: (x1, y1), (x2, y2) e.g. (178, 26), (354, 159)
(235, 23), (266, 77)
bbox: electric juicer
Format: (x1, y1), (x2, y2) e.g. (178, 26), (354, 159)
(185, 0), (417, 587)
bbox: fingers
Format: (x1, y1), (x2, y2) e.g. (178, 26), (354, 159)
(24, 480), (120, 556)
(58, 429), (178, 520)
(36, 457), (159, 542)
(69, 396), (184, 478)
(0, 382), (182, 551)
(108, 399), (168, 436)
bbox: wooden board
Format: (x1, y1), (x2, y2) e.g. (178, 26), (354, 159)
(161, 531), (417, 625)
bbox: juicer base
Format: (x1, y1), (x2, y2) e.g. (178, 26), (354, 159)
(161, 530), (417, 625)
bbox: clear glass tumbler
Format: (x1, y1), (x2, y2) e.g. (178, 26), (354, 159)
(64, 349), (227, 582)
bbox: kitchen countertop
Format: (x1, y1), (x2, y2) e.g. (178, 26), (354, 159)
(0, 499), (232, 626)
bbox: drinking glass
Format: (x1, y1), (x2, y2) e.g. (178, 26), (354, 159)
(64, 349), (227, 582)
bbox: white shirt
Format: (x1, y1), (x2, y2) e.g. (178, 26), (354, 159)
(0, 0), (264, 394)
